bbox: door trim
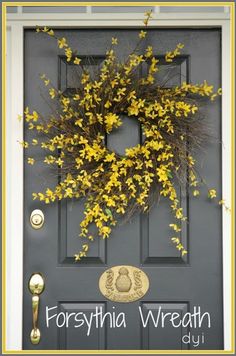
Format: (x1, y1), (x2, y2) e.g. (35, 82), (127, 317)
(3, 5), (234, 353)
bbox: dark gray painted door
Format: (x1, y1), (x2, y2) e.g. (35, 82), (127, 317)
(23, 28), (223, 350)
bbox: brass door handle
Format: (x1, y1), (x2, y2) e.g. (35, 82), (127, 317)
(28, 273), (45, 345)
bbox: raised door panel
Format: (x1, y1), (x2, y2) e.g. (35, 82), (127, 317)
(141, 303), (189, 350)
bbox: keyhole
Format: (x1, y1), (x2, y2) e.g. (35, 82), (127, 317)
(33, 216), (40, 224)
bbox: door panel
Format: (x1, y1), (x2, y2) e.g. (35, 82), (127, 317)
(141, 303), (189, 350)
(58, 303), (106, 350)
(59, 200), (106, 265)
(23, 28), (222, 350)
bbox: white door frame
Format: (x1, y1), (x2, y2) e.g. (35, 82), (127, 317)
(4, 9), (234, 353)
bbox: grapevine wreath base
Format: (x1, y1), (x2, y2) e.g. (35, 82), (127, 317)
(21, 11), (228, 261)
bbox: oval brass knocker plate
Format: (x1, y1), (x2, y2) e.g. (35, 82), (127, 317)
(99, 265), (149, 303)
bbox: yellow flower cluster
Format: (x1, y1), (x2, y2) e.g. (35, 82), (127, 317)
(23, 18), (225, 261)
(165, 43), (185, 62)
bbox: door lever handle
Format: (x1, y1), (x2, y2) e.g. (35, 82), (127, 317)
(28, 273), (45, 345)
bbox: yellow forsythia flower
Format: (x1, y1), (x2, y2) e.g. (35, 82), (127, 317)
(47, 29), (54, 36)
(169, 224), (181, 232)
(74, 57), (81, 65)
(208, 189), (217, 199)
(100, 226), (111, 238)
(49, 88), (56, 99)
(175, 208), (183, 219)
(65, 48), (72, 62)
(171, 237), (180, 244)
(41, 27), (49, 33)
(57, 37), (68, 49)
(27, 158), (35, 165)
(145, 46), (153, 58)
(139, 30), (147, 39)
(19, 141), (29, 148)
(82, 244), (89, 252)
(74, 254), (81, 261)
(111, 37), (118, 45)
(105, 101), (112, 108)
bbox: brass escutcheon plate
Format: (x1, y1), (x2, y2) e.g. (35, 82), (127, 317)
(99, 265), (149, 303)
(30, 209), (45, 229)
(28, 273), (45, 295)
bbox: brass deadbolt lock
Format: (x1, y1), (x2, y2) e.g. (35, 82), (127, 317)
(30, 209), (44, 229)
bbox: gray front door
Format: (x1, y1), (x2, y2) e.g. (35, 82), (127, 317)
(23, 28), (223, 350)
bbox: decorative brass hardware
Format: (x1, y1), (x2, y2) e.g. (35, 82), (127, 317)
(99, 265), (149, 303)
(28, 273), (45, 345)
(30, 209), (44, 229)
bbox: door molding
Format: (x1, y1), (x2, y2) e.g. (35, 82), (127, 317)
(4, 8), (234, 352)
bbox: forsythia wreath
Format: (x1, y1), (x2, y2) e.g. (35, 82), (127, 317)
(21, 11), (228, 261)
